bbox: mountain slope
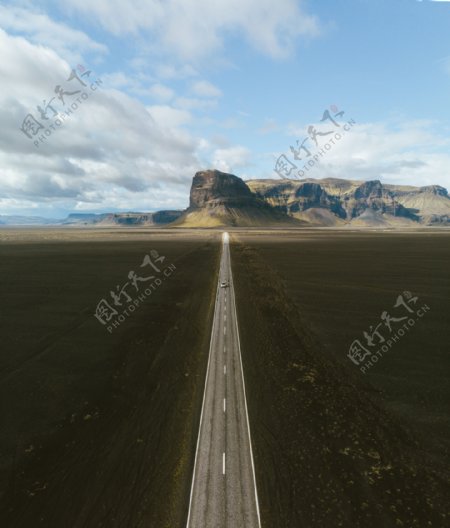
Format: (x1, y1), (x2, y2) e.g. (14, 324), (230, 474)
(247, 177), (449, 226)
(175, 170), (303, 227)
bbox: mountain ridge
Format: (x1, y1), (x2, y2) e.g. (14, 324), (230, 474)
(174, 170), (450, 227)
(1, 171), (449, 227)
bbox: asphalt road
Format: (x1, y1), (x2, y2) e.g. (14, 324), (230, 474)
(186, 232), (261, 528)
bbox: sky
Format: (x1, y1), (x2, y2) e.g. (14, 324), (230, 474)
(1, 0), (450, 218)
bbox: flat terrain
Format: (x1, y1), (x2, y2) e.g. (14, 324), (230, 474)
(0, 228), (220, 527)
(231, 229), (450, 527)
(0, 227), (449, 528)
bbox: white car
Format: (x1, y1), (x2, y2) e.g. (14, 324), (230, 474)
(220, 281), (228, 288)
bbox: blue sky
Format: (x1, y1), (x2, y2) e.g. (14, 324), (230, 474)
(1, 0), (450, 217)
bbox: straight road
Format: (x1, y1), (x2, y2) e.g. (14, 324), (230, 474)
(186, 232), (261, 528)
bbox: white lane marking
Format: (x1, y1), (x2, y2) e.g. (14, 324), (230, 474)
(223, 398), (226, 412)
(229, 242), (262, 528)
(224, 326), (226, 335)
(223, 452), (226, 475)
(224, 365), (227, 375)
(224, 314), (227, 321)
(224, 304), (227, 312)
(186, 238), (223, 528)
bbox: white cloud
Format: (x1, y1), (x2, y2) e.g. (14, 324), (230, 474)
(212, 145), (252, 173)
(153, 63), (198, 80)
(148, 83), (175, 101)
(147, 105), (192, 127)
(174, 96), (218, 111)
(102, 71), (155, 95)
(0, 29), (201, 213)
(280, 119), (450, 190)
(0, 5), (107, 63)
(190, 80), (222, 98)
(102, 74), (176, 101)
(58, 0), (320, 60)
(0, 28), (69, 106)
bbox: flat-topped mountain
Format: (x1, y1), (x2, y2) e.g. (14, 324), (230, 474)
(177, 170), (301, 227)
(189, 170), (255, 208)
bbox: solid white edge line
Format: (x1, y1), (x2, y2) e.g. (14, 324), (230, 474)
(228, 235), (263, 528)
(223, 452), (226, 475)
(185, 235), (224, 528)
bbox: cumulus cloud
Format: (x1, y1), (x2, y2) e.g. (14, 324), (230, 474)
(280, 119), (450, 190)
(0, 29), (201, 214)
(0, 4), (107, 63)
(57, 0), (320, 60)
(212, 145), (252, 173)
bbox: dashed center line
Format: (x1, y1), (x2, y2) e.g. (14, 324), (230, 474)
(186, 231), (261, 528)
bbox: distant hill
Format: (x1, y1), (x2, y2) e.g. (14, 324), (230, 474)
(63, 211), (183, 226)
(0, 215), (59, 226)
(0, 211), (183, 227)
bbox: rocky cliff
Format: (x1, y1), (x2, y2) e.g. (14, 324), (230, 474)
(247, 177), (449, 226)
(189, 170), (256, 209)
(177, 170), (301, 227)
